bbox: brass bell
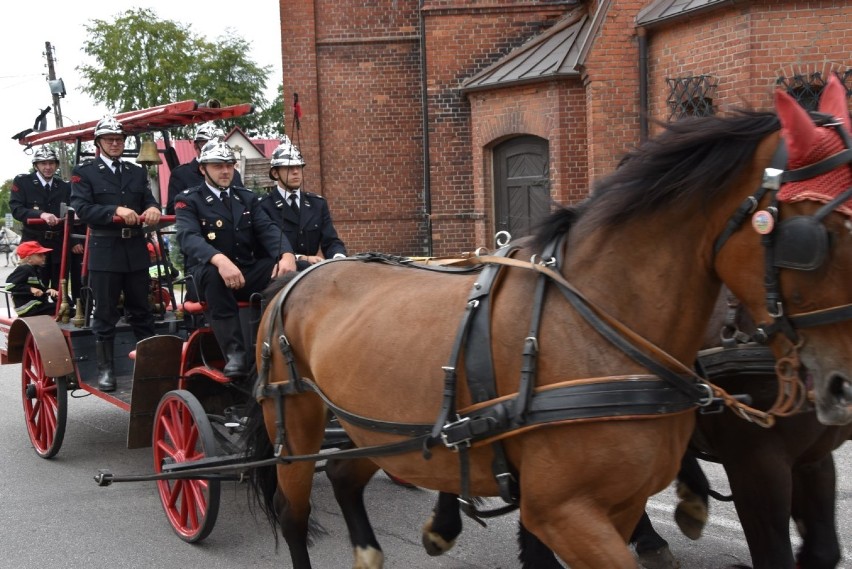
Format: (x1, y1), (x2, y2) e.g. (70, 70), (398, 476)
(136, 140), (162, 165)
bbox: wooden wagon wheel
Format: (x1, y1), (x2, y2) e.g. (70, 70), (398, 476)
(152, 389), (221, 543)
(20, 333), (68, 459)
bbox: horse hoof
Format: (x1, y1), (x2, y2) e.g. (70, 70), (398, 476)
(421, 515), (455, 556)
(674, 482), (707, 540)
(636, 546), (680, 569)
(353, 545), (384, 569)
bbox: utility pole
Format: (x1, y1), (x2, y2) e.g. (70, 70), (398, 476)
(44, 41), (69, 179)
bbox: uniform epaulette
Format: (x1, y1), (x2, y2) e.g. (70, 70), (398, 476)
(305, 191), (325, 200)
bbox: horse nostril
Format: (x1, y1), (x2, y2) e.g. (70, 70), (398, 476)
(828, 373), (852, 401)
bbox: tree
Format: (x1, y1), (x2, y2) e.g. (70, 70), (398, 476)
(77, 8), (280, 138)
(0, 179), (12, 220)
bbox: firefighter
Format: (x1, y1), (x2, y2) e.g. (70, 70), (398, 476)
(165, 122), (243, 215)
(70, 116), (161, 392)
(175, 139), (296, 379)
(10, 147), (81, 292)
(261, 136), (347, 270)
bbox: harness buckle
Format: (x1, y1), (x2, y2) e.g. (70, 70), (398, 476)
(762, 167), (784, 190)
(695, 382), (714, 407)
(440, 415), (472, 451)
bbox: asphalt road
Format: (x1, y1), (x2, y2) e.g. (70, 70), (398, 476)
(0, 263), (849, 568)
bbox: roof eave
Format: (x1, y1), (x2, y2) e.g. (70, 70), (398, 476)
(461, 73), (579, 96)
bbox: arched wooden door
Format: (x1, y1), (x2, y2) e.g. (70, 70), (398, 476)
(493, 135), (550, 241)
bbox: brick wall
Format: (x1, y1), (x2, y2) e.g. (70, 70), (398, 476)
(422, 1), (568, 255)
(645, 1), (852, 128)
(279, 0), (851, 257)
(468, 81), (589, 245)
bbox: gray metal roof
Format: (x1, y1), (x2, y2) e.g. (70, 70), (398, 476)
(636, 0), (732, 27)
(461, 12), (589, 93)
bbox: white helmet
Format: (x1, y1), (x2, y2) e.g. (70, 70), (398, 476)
(32, 147), (59, 164)
(269, 138), (306, 178)
(198, 139), (236, 164)
(194, 122), (224, 142)
(94, 116), (124, 138)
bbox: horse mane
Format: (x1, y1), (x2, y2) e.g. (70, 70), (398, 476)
(535, 110), (781, 247)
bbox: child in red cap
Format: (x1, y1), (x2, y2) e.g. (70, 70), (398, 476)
(4, 241), (59, 317)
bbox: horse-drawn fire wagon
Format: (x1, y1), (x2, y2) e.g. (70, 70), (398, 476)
(0, 100), (290, 542)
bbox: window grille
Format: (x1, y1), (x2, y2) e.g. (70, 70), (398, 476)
(666, 75), (718, 121)
(776, 70), (852, 111)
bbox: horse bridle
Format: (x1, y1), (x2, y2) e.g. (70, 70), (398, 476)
(713, 114), (852, 414)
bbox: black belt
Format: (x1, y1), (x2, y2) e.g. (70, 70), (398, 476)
(89, 228), (146, 239)
(34, 230), (61, 240)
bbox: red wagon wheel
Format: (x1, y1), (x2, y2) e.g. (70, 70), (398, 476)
(21, 334), (68, 459)
(152, 390), (221, 543)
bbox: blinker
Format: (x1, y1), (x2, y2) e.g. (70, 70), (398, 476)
(773, 216), (828, 271)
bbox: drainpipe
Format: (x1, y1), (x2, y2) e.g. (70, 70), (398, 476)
(638, 26), (649, 141)
(419, 0), (433, 256)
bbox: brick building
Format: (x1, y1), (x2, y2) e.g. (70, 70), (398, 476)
(278, 0), (852, 257)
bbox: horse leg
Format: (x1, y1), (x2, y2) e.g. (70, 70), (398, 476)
(673, 451), (709, 540)
(725, 456), (796, 569)
(422, 492), (462, 556)
(630, 511), (680, 569)
(521, 497), (646, 568)
(262, 394), (328, 569)
(517, 520), (567, 569)
(325, 457), (384, 569)
(790, 454), (841, 569)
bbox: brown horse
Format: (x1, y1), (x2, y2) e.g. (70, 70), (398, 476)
(251, 77), (852, 569)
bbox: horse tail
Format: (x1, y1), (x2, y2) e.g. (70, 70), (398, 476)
(242, 385), (328, 548)
(242, 396), (282, 547)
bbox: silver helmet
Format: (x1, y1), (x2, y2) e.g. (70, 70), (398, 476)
(94, 116), (124, 138)
(198, 139), (236, 164)
(31, 147), (59, 164)
(194, 122), (224, 142)
(268, 138), (306, 179)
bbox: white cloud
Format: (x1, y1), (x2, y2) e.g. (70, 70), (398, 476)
(1, 1), (282, 183)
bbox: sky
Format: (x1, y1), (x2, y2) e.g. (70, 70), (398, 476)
(0, 1), (282, 183)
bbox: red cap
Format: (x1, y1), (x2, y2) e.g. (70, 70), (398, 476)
(16, 241), (52, 259)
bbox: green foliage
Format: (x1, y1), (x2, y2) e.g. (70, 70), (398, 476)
(255, 85), (286, 138)
(0, 179), (11, 219)
(77, 8), (282, 139)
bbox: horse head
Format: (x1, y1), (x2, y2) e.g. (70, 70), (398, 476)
(715, 75), (852, 425)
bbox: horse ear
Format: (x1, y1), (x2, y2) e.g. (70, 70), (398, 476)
(818, 75), (851, 131)
(775, 87), (818, 163)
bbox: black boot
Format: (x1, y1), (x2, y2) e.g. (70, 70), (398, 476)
(209, 317), (247, 379)
(96, 339), (116, 392)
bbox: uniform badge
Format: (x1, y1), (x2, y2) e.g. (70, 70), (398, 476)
(751, 210), (775, 235)
(215, 219), (223, 228)
(207, 232), (216, 240)
(33, 206), (40, 210)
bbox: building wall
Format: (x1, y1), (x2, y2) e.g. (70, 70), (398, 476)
(644, 1), (852, 128)
(422, 1), (567, 255)
(281, 0), (571, 256)
(279, 0), (851, 257)
(468, 80), (588, 246)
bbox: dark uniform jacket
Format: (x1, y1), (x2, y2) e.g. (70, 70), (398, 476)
(10, 172), (71, 251)
(175, 184), (293, 273)
(70, 158), (157, 273)
(5, 263), (54, 316)
(259, 189), (347, 264)
(166, 158), (243, 215)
